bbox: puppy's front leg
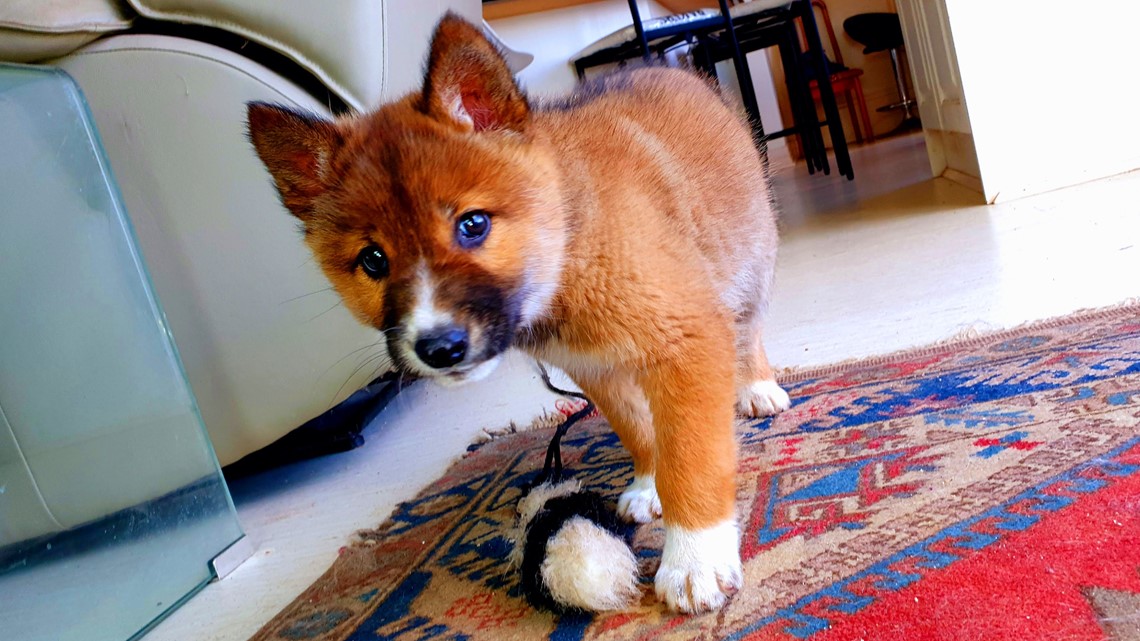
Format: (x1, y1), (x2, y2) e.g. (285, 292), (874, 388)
(637, 321), (742, 613)
(573, 369), (661, 524)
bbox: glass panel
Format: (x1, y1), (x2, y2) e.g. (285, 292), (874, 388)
(0, 64), (244, 641)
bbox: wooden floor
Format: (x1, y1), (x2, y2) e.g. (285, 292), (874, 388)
(144, 133), (1140, 641)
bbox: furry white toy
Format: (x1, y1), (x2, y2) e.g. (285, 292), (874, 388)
(510, 365), (641, 613)
(512, 479), (639, 612)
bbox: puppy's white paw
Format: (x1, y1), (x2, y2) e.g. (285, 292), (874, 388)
(655, 520), (743, 613)
(617, 475), (662, 524)
(737, 379), (791, 418)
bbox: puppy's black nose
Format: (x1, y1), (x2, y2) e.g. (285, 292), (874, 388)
(414, 327), (469, 369)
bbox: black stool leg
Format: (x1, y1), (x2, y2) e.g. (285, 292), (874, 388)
(799, 0), (853, 180)
(775, 32), (812, 172)
(627, 0), (652, 61)
(779, 26), (827, 174)
(717, 0), (766, 148)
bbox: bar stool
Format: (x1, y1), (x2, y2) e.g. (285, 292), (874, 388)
(842, 12), (919, 128)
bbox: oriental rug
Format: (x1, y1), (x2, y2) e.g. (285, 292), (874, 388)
(251, 305), (1140, 641)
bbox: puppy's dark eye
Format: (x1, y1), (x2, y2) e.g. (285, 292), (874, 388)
(357, 245), (389, 280)
(456, 210), (491, 249)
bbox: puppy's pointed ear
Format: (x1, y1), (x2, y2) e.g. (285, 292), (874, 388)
(246, 102), (341, 220)
(421, 13), (528, 133)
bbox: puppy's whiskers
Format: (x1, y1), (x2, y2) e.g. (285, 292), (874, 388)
(279, 286), (333, 305)
(306, 300), (343, 322)
(331, 349), (394, 405)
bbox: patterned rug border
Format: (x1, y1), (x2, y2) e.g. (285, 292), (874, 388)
(722, 435), (1140, 639)
(776, 300), (1140, 384)
(479, 300), (1140, 444)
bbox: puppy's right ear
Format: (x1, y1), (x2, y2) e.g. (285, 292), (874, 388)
(246, 102), (341, 221)
(421, 13), (528, 133)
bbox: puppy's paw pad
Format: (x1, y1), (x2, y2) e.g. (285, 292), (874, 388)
(655, 521), (743, 613)
(617, 476), (662, 524)
(737, 379), (790, 418)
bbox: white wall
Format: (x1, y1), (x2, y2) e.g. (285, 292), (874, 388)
(704, 53), (785, 155)
(944, 1), (1140, 202)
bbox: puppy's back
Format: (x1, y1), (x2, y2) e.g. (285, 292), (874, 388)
(535, 67), (777, 312)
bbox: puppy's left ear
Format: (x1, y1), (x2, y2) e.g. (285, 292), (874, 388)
(421, 13), (528, 133)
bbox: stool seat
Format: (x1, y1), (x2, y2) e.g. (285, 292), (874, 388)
(842, 12), (903, 54)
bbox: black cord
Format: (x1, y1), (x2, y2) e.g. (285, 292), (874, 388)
(531, 362), (595, 487)
(534, 361), (588, 401)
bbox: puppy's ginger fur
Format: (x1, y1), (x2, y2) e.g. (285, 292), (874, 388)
(247, 15), (787, 613)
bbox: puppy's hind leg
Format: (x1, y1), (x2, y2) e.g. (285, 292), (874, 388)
(735, 314), (790, 417)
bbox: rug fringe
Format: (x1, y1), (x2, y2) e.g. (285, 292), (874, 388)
(475, 410), (575, 444)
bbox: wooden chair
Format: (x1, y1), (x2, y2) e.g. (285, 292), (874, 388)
(803, 0), (874, 143)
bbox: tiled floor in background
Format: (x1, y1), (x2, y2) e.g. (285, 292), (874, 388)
(146, 132), (1140, 640)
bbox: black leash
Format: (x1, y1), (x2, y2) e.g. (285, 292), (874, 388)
(531, 362), (594, 487)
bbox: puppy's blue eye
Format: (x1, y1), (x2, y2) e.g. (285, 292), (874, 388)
(357, 245), (389, 280)
(456, 210), (491, 248)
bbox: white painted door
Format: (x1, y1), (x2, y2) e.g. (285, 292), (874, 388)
(896, 0), (981, 194)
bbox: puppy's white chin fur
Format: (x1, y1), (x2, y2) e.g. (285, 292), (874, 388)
(430, 354), (503, 387)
